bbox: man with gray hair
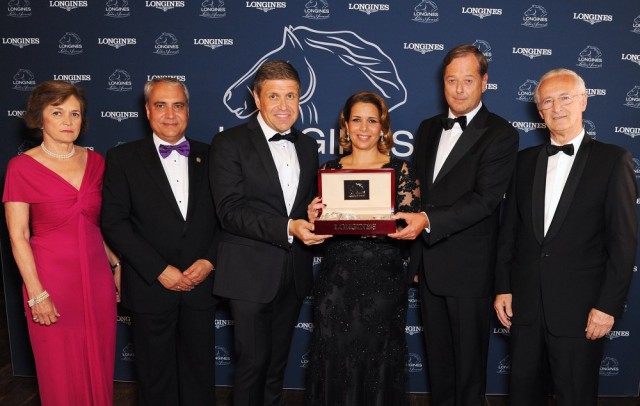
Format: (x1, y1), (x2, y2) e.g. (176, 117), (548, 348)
(102, 77), (219, 405)
(494, 68), (637, 405)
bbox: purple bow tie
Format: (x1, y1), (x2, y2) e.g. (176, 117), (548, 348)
(159, 140), (190, 158)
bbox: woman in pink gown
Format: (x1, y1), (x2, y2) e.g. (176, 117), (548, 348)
(3, 81), (119, 405)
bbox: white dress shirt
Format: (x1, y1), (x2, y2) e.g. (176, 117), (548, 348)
(543, 130), (585, 236)
(257, 114), (300, 242)
(433, 102), (483, 181)
(153, 134), (189, 220)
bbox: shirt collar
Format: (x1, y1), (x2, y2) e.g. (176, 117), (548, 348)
(448, 101), (483, 123)
(257, 113), (291, 141)
(550, 129), (585, 156)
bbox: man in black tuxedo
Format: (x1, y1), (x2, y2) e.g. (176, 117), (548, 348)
(101, 78), (219, 405)
(494, 69), (637, 406)
(392, 44), (518, 405)
(209, 60), (329, 406)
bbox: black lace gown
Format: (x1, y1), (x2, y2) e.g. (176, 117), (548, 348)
(307, 157), (420, 406)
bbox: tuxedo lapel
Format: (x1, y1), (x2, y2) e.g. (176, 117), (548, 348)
(433, 106), (488, 185)
(291, 129), (313, 213)
(544, 135), (593, 242)
(531, 147), (548, 245)
(185, 140), (205, 223)
(247, 119), (288, 214)
(422, 121), (442, 189)
(138, 137), (183, 219)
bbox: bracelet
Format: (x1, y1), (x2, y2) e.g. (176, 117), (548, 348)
(110, 261), (121, 271)
(28, 291), (49, 308)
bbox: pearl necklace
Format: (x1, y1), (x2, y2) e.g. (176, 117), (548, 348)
(40, 142), (76, 159)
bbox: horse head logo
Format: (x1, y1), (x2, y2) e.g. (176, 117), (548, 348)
(304, 0), (328, 7)
(579, 46), (601, 58)
(106, 0), (128, 6)
(415, 0), (437, 12)
(524, 4), (547, 17)
(202, 0), (223, 6)
(60, 32), (81, 44)
(223, 25), (407, 124)
(109, 69), (131, 81)
(13, 68), (34, 81)
(473, 40), (491, 54)
(156, 32), (178, 45)
(519, 79), (538, 92)
(9, 0), (30, 6)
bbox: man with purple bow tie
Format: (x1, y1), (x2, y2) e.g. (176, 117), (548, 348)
(102, 78), (219, 405)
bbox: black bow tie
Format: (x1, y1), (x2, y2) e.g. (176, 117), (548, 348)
(442, 116), (467, 131)
(546, 143), (574, 156)
(269, 132), (297, 143)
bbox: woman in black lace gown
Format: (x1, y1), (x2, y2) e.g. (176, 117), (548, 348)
(306, 91), (420, 405)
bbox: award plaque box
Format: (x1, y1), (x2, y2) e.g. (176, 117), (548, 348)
(314, 168), (396, 235)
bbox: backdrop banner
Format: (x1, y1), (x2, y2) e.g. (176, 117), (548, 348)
(1, 0), (639, 395)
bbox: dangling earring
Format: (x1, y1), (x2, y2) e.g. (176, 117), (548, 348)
(379, 132), (384, 143)
(346, 132), (350, 142)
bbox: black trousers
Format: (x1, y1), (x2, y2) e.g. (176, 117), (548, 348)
(131, 300), (217, 406)
(419, 278), (491, 406)
(509, 307), (605, 406)
(229, 257), (302, 406)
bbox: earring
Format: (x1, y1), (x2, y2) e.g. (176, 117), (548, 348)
(379, 132), (384, 142)
(346, 132), (350, 142)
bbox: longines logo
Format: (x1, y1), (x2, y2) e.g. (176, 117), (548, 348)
(98, 37), (136, 49)
(200, 0), (226, 18)
(348, 3), (389, 15)
(497, 355), (511, 374)
(58, 32), (83, 55)
(407, 353), (423, 372)
(599, 357), (619, 376)
(577, 46), (602, 69)
(7, 109), (25, 118)
(633, 15), (640, 34)
(615, 126), (640, 138)
(3, 37), (39, 48)
(101, 111), (139, 122)
(146, 1), (184, 12)
(605, 330), (630, 340)
(521, 4), (548, 28)
(193, 38), (233, 50)
(624, 86), (640, 109)
(121, 343), (135, 361)
(108, 69), (132, 91)
(215, 346), (232, 366)
(12, 68), (36, 91)
(105, 0), (130, 18)
(407, 288), (419, 308)
(296, 322), (314, 332)
(586, 88), (606, 97)
(516, 79), (538, 102)
(147, 74), (186, 81)
(403, 42), (444, 54)
(313, 256), (322, 266)
(461, 6), (502, 19)
(492, 327), (511, 336)
(412, 0), (438, 23)
(52, 74), (91, 84)
(583, 119), (596, 138)
(512, 47), (552, 59)
(473, 39), (492, 61)
(7, 0), (31, 18)
(405, 325), (423, 336)
(303, 0), (329, 20)
(573, 12), (612, 25)
(299, 351), (310, 368)
(215, 319), (234, 329)
(622, 53), (640, 67)
(246, 1), (286, 13)
(116, 315), (131, 325)
(510, 121), (546, 133)
(154, 32), (179, 55)
(49, 0), (87, 11)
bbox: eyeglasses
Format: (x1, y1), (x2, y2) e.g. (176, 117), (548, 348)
(537, 94), (585, 111)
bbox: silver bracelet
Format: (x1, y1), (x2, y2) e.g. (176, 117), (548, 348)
(28, 290), (49, 308)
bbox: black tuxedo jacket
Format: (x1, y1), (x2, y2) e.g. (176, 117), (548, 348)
(101, 137), (219, 314)
(495, 135), (637, 337)
(410, 104), (519, 297)
(209, 117), (318, 303)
